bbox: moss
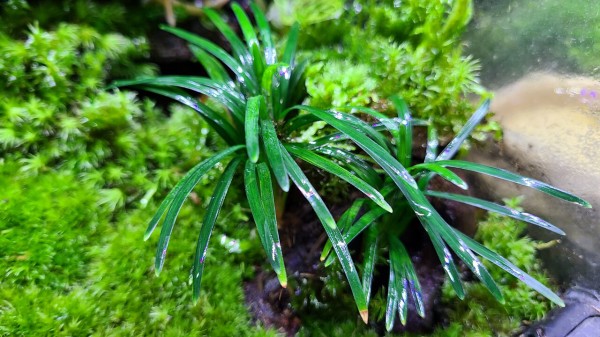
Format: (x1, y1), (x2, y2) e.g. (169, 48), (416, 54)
(434, 197), (556, 336)
(292, 0), (489, 136)
(0, 163), (277, 336)
(0, 18), (277, 336)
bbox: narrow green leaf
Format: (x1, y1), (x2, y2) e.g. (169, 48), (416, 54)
(385, 269), (398, 331)
(424, 122), (438, 163)
(425, 191), (565, 235)
(426, 230), (465, 299)
(231, 3), (259, 49)
(260, 118), (290, 192)
(324, 207), (387, 267)
(299, 106), (396, 163)
(435, 160), (592, 208)
(160, 25), (257, 93)
(204, 8), (252, 67)
(153, 146), (245, 274)
(456, 228), (565, 306)
(250, 3), (276, 64)
(257, 162), (287, 287)
(244, 160), (285, 286)
(427, 211), (504, 302)
(118, 76), (245, 124)
(389, 239), (409, 325)
(244, 160), (270, 253)
(189, 45), (232, 84)
(315, 147), (381, 187)
(303, 107), (418, 190)
(283, 114), (320, 133)
(282, 23), (300, 65)
(287, 59), (308, 106)
(409, 163), (468, 190)
(261, 63), (286, 95)
(320, 198), (365, 263)
(389, 237), (425, 319)
(192, 156), (243, 301)
(391, 96), (412, 167)
(362, 225), (379, 304)
(245, 96), (261, 163)
(437, 99), (490, 161)
(280, 144), (369, 321)
(251, 43), (266, 84)
(286, 145), (392, 213)
(137, 84), (240, 145)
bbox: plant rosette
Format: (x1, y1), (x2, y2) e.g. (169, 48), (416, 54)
(112, 2), (591, 327)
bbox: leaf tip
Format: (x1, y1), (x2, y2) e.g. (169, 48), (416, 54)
(360, 309), (369, 324)
(383, 203), (394, 213)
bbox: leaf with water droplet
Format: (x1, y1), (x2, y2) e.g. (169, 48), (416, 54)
(425, 191), (565, 235)
(152, 146), (244, 274)
(409, 163), (468, 190)
(245, 96), (261, 163)
(280, 143), (368, 319)
(454, 228), (564, 307)
(286, 145), (392, 213)
(160, 25), (257, 93)
(257, 162), (287, 287)
(437, 99), (490, 161)
(192, 156), (243, 301)
(435, 160), (592, 208)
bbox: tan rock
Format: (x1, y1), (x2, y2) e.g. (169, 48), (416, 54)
(466, 72), (600, 286)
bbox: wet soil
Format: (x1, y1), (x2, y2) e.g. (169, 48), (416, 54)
(243, 170), (476, 336)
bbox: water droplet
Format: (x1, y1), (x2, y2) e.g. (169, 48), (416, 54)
(278, 66), (291, 80)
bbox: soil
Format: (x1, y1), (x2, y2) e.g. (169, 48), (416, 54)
(243, 171), (476, 336)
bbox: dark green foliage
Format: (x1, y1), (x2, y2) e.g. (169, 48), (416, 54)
(0, 0), (165, 37)
(436, 197), (556, 337)
(292, 0), (488, 135)
(289, 98), (587, 329)
(113, 3), (407, 318)
(293, 198), (557, 337)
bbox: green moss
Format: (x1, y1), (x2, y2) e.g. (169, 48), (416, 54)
(0, 164), (277, 336)
(434, 197), (555, 336)
(0, 18), (278, 336)
(292, 0), (489, 136)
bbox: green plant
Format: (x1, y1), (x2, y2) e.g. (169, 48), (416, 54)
(0, 162), (277, 336)
(435, 197), (557, 337)
(293, 0), (489, 136)
(112, 3), (399, 321)
(114, 3), (590, 326)
(296, 98), (589, 329)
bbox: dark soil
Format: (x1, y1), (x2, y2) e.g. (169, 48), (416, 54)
(243, 170), (476, 336)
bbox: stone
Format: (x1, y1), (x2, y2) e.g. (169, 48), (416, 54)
(465, 72), (600, 288)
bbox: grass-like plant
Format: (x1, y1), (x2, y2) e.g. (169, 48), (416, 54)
(112, 3), (590, 326)
(111, 3), (398, 321)
(290, 98), (591, 329)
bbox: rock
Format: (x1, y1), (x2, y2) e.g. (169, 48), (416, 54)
(520, 286), (600, 337)
(466, 72), (600, 288)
